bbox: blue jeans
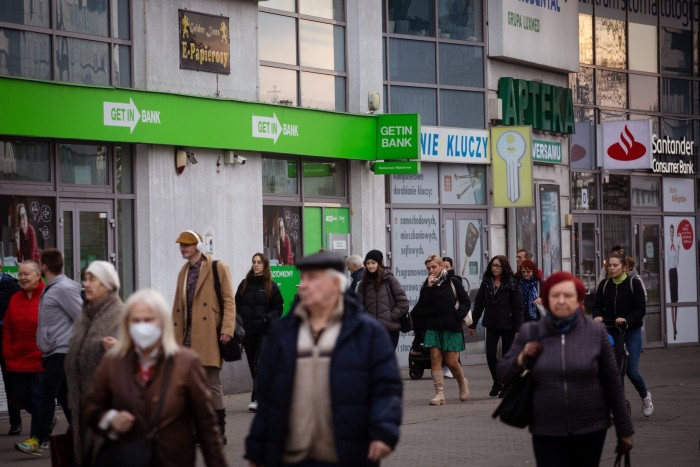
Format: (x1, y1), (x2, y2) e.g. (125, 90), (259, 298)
(10, 372), (44, 436)
(624, 327), (648, 399)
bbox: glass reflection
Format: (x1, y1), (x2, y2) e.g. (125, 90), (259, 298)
(57, 0), (109, 37)
(262, 158), (298, 196)
(602, 175), (630, 211)
(662, 78), (692, 114)
(629, 74), (658, 111)
(262, 0), (295, 12)
(437, 0), (481, 41)
(574, 107), (595, 123)
(55, 37), (109, 85)
(631, 178), (660, 209)
(628, 23), (657, 72)
(300, 21), (345, 71)
(115, 0), (130, 39)
(259, 13), (297, 65)
(113, 44), (131, 87)
(303, 161), (347, 197)
(571, 172), (597, 210)
(0, 28), (51, 80)
(440, 90), (484, 128)
(0, 0), (49, 28)
(573, 67), (594, 106)
(660, 28), (692, 76)
(300, 72), (345, 111)
(439, 44), (483, 87)
(259, 66), (297, 105)
(388, 0), (435, 37)
(579, 14), (593, 65)
(389, 39), (436, 84)
(595, 17), (626, 68)
(60, 144), (109, 186)
(300, 0), (344, 21)
(596, 70), (627, 108)
(390, 86), (437, 125)
(0, 140), (51, 182)
(662, 118), (693, 141)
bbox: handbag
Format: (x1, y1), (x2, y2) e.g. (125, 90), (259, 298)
(613, 452), (631, 467)
(49, 430), (74, 467)
(212, 260), (245, 362)
(96, 358), (173, 467)
(492, 325), (540, 428)
(399, 312), (413, 333)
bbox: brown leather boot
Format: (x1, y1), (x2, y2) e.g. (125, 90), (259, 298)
(429, 370), (445, 405)
(452, 365), (470, 402)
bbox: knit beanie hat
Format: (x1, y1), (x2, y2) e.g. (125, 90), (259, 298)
(364, 249), (384, 265)
(86, 260), (120, 292)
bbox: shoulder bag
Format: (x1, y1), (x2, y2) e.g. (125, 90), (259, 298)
(213, 260), (245, 362)
(449, 278), (473, 326)
(613, 452), (631, 467)
(492, 324), (540, 428)
(96, 357), (174, 467)
(386, 278), (412, 333)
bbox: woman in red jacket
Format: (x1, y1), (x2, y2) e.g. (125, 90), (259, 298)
(2, 261), (45, 443)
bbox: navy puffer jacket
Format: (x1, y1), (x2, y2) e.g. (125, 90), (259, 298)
(244, 293), (403, 467)
(235, 276), (283, 336)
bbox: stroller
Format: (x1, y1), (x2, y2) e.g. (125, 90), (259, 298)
(605, 322), (632, 416)
(408, 330), (431, 380)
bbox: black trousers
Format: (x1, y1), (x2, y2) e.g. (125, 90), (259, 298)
(532, 430), (607, 467)
(243, 334), (267, 402)
(486, 329), (515, 386)
(388, 330), (400, 351)
(37, 353), (71, 443)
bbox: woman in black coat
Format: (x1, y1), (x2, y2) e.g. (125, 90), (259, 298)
(468, 255), (523, 397)
(236, 253), (283, 413)
(415, 254), (471, 405)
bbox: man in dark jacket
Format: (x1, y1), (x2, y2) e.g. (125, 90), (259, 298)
(245, 251), (402, 467)
(346, 254), (364, 294)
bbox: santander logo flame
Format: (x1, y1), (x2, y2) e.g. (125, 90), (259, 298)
(607, 125), (647, 161)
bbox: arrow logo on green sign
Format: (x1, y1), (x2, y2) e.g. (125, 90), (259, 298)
(104, 98), (140, 133)
(252, 113), (299, 145)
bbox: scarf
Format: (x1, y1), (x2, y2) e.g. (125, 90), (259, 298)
(433, 269), (448, 287)
(546, 308), (582, 335)
(612, 273), (627, 285)
(520, 278), (540, 320)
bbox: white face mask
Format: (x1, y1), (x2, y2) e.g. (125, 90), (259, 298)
(129, 322), (162, 350)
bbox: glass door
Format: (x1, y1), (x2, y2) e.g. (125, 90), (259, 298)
(59, 201), (114, 281)
(573, 214), (600, 313)
(634, 219), (664, 347)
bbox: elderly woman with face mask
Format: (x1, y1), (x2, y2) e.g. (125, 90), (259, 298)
(65, 261), (122, 466)
(84, 289), (227, 467)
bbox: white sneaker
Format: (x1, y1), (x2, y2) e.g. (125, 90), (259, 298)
(248, 401), (258, 413)
(642, 391), (653, 417)
(443, 367), (454, 379)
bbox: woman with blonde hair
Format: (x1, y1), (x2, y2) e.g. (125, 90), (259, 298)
(84, 289), (227, 467)
(414, 254), (471, 405)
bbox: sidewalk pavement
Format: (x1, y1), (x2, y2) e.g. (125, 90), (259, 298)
(1, 347), (698, 466)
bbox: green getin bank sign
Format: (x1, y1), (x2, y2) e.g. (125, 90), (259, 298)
(0, 77), (419, 161)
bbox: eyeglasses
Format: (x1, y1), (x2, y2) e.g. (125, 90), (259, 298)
(491, 264), (503, 269)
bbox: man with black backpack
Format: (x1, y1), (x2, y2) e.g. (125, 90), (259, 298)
(171, 230), (236, 444)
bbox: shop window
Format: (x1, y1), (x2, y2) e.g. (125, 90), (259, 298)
(116, 144), (133, 194)
(440, 90), (484, 129)
(596, 70), (627, 108)
(302, 161), (346, 198)
(579, 14), (593, 65)
(437, 0), (482, 41)
(628, 23), (657, 73)
(389, 39), (436, 84)
(514, 206), (538, 267)
(0, 195), (56, 267)
(55, 37), (110, 85)
(661, 27), (693, 76)
(263, 205), (302, 265)
(439, 164), (486, 205)
(439, 43), (483, 87)
(602, 174), (630, 211)
(59, 143), (109, 186)
(0, 29), (51, 80)
(0, 140), (51, 183)
(629, 75), (658, 112)
(390, 86), (437, 125)
(602, 214), (631, 259)
(0, 1), (50, 27)
(263, 158), (299, 196)
(571, 172), (598, 211)
(388, 0), (435, 36)
(662, 78), (693, 114)
(303, 206), (349, 254)
(572, 67), (594, 106)
(595, 17), (626, 69)
(631, 177), (660, 209)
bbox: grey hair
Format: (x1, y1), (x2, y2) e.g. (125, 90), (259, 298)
(327, 269), (348, 293)
(346, 255), (363, 269)
(19, 260), (41, 275)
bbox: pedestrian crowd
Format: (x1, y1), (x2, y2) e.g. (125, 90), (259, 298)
(0, 235), (652, 466)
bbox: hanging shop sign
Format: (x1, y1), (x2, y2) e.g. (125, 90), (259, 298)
(491, 126), (533, 208)
(372, 161), (421, 175)
(0, 77), (419, 161)
(179, 10), (231, 74)
(602, 120), (653, 170)
(532, 139), (562, 164)
(498, 78), (575, 134)
(488, 0), (579, 72)
(651, 134), (696, 174)
(570, 121), (595, 170)
(420, 126), (490, 164)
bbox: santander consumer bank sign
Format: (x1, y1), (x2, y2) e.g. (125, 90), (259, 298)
(602, 120), (652, 170)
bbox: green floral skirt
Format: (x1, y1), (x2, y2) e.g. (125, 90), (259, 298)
(424, 329), (465, 352)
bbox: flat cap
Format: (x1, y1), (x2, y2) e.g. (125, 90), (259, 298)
(295, 251), (346, 273)
(175, 230), (202, 244)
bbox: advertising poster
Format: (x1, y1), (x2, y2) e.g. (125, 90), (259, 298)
(262, 205), (301, 266)
(391, 208), (440, 366)
(491, 126), (533, 208)
(514, 205), (538, 267)
(440, 165), (486, 205)
(662, 178), (695, 213)
(539, 185), (561, 278)
(390, 164), (439, 204)
(0, 195), (55, 271)
(664, 217), (697, 310)
(666, 306), (699, 344)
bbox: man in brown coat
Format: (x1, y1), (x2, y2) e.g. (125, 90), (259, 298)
(171, 230), (235, 444)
